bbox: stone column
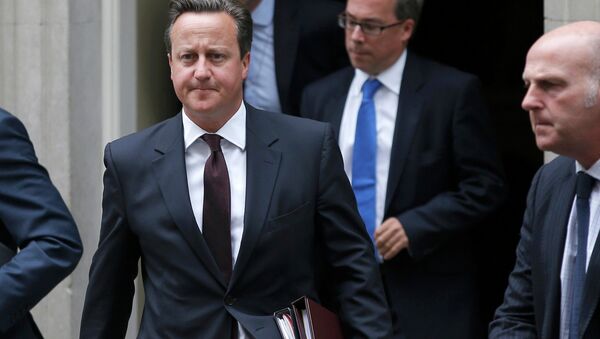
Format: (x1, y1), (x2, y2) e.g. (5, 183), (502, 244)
(546, 0), (600, 30)
(0, 0), (103, 338)
(68, 0), (104, 338)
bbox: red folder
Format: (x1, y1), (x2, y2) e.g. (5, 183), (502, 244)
(291, 296), (344, 339)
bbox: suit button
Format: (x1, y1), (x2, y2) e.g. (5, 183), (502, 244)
(224, 296), (237, 306)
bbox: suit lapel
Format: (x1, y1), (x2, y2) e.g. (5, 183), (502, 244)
(323, 68), (355, 139)
(384, 52), (426, 213)
(273, 1), (300, 111)
(540, 169), (575, 337)
(230, 107), (281, 287)
(151, 114), (226, 287)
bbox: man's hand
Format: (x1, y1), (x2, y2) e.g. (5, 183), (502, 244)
(374, 217), (409, 260)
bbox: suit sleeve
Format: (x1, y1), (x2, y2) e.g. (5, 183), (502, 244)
(0, 113), (82, 332)
(299, 85), (318, 120)
(399, 77), (508, 259)
(80, 143), (140, 339)
(316, 124), (393, 339)
(488, 168), (541, 338)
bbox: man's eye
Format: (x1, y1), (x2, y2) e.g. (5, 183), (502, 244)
(347, 20), (359, 28)
(538, 81), (557, 90)
(210, 54), (225, 61)
(181, 54), (195, 61)
(361, 23), (378, 32)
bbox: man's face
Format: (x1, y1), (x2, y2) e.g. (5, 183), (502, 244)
(168, 12), (249, 125)
(522, 34), (600, 161)
(344, 0), (413, 75)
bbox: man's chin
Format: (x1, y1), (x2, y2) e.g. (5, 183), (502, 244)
(184, 103), (216, 115)
(534, 137), (556, 153)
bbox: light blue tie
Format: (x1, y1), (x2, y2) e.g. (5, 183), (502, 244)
(352, 78), (382, 245)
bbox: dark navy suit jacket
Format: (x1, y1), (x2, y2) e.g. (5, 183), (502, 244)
(301, 52), (507, 339)
(490, 156), (600, 339)
(273, 0), (348, 115)
(0, 108), (82, 338)
(80, 106), (392, 338)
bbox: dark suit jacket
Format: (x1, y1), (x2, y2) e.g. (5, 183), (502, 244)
(273, 0), (348, 115)
(490, 156), (600, 339)
(300, 52), (507, 339)
(80, 105), (392, 338)
(0, 108), (82, 339)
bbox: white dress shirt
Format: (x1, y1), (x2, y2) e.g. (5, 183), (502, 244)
(338, 51), (407, 235)
(182, 104), (248, 338)
(560, 159), (600, 339)
(244, 0), (282, 113)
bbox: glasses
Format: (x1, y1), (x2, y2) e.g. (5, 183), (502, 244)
(337, 13), (404, 36)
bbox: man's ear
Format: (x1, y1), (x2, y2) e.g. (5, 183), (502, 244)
(241, 52), (250, 80)
(401, 19), (416, 42)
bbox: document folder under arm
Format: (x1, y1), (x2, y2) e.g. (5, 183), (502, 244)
(291, 296), (344, 339)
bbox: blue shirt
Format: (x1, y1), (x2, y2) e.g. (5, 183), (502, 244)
(244, 0), (282, 113)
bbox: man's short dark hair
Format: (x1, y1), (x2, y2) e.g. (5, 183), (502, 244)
(395, 0), (422, 24)
(164, 0), (253, 58)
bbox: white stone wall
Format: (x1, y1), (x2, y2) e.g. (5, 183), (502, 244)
(545, 0), (600, 30)
(0, 0), (103, 338)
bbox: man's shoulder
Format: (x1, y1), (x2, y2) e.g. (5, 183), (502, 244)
(250, 107), (329, 131)
(0, 108), (20, 129)
(529, 156), (575, 198)
(409, 53), (479, 86)
(248, 106), (331, 143)
(538, 156), (575, 180)
(106, 113), (180, 156)
(0, 108), (29, 142)
(304, 67), (355, 96)
(0, 107), (11, 121)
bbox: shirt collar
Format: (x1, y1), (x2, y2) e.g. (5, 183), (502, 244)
(251, 0), (274, 26)
(576, 158), (600, 181)
(350, 49), (407, 97)
(182, 102), (246, 151)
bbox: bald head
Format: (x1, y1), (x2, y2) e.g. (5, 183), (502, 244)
(522, 21), (600, 167)
(530, 21), (600, 84)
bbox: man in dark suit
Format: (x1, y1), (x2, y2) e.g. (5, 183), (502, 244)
(0, 108), (82, 339)
(80, 0), (392, 338)
(489, 21), (600, 339)
(243, 0), (349, 115)
(300, 0), (507, 337)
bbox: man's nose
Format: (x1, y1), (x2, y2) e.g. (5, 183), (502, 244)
(522, 85), (542, 111)
(194, 58), (210, 79)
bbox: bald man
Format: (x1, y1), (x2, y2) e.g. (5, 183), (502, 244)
(489, 21), (600, 339)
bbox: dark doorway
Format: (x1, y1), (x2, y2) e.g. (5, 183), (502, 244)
(409, 0), (544, 334)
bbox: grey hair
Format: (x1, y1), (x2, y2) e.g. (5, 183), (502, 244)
(394, 0), (423, 24)
(164, 0), (253, 58)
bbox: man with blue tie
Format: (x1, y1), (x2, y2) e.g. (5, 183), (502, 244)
(490, 21), (600, 339)
(300, 0), (507, 337)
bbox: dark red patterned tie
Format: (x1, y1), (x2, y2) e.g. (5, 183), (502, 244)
(201, 134), (232, 284)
